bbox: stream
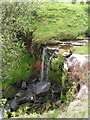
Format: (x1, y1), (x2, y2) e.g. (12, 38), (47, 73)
(1, 39), (89, 118)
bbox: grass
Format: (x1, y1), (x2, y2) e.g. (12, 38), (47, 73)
(32, 2), (88, 44)
(2, 2), (88, 91)
(58, 96), (88, 118)
(2, 50), (35, 90)
(71, 44), (88, 54)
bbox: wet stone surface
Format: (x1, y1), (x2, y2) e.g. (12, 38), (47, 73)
(7, 81), (51, 110)
(5, 80), (62, 113)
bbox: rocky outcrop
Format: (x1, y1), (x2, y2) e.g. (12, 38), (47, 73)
(64, 54), (88, 86)
(76, 84), (88, 100)
(8, 81), (51, 110)
(68, 85), (88, 110)
(57, 40), (88, 46)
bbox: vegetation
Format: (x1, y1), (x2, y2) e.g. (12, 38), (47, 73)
(49, 56), (65, 85)
(6, 96), (88, 118)
(2, 2), (88, 90)
(1, 2), (88, 119)
(2, 47), (35, 90)
(49, 56), (72, 103)
(33, 2), (88, 44)
(2, 2), (37, 90)
(71, 44), (88, 54)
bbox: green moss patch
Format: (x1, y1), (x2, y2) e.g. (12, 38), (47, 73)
(71, 45), (88, 54)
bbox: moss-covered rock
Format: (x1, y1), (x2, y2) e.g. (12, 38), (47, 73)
(3, 85), (17, 99)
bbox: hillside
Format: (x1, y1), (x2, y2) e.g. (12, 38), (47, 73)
(1, 2), (89, 119)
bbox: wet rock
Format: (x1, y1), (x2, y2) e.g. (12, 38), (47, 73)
(18, 96), (31, 105)
(16, 90), (28, 99)
(72, 42), (84, 46)
(10, 97), (18, 110)
(42, 103), (46, 110)
(22, 81), (27, 90)
(35, 91), (48, 99)
(27, 84), (34, 94)
(34, 81), (51, 95)
(78, 40), (88, 44)
(18, 90), (34, 105)
(15, 92), (22, 98)
(58, 40), (88, 46)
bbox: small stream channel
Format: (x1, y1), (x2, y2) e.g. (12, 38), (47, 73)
(2, 39), (89, 118)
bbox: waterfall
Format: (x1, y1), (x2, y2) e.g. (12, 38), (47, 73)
(40, 47), (59, 82)
(40, 47), (47, 82)
(46, 52), (55, 81)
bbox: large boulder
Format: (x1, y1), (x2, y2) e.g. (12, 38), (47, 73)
(10, 81), (51, 108)
(68, 85), (88, 110)
(34, 81), (51, 95)
(66, 54), (88, 68)
(64, 54), (88, 85)
(76, 85), (88, 100)
(10, 97), (18, 110)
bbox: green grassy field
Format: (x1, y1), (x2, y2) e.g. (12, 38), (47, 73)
(32, 2), (88, 44)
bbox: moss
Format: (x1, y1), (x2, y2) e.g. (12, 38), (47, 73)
(70, 44), (88, 54)
(2, 50), (35, 91)
(3, 85), (17, 99)
(49, 55), (64, 85)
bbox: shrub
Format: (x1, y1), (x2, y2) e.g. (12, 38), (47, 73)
(1, 2), (38, 90)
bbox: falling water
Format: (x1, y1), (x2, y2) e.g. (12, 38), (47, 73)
(46, 48), (59, 81)
(40, 47), (47, 82)
(46, 52), (55, 81)
(40, 47), (59, 82)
